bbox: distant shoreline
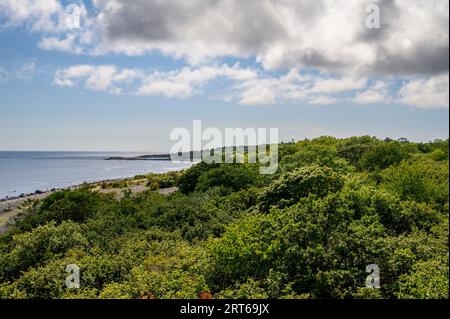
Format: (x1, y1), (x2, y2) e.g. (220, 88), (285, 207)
(0, 151), (196, 201)
(0, 172), (183, 233)
(0, 175), (136, 203)
(0, 162), (193, 202)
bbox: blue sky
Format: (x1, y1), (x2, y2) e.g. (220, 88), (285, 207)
(0, 0), (448, 151)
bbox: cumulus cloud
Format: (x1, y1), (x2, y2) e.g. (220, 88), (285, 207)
(239, 87), (276, 106)
(54, 63), (258, 98)
(233, 71), (370, 105)
(0, 0), (61, 31)
(53, 63), (449, 109)
(136, 64), (258, 98)
(90, 0), (449, 76)
(310, 76), (367, 94)
(233, 69), (309, 105)
(1, 0), (448, 76)
(0, 0), (95, 51)
(38, 34), (82, 53)
(397, 74), (449, 109)
(54, 64), (140, 93)
(2, 1), (448, 109)
(353, 81), (390, 104)
(92, 0), (287, 62)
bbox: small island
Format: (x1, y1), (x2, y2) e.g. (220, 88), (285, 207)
(105, 154), (172, 161)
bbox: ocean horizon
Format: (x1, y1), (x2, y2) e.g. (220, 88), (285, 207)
(0, 151), (193, 200)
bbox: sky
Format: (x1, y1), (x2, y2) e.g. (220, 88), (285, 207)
(0, 0), (448, 152)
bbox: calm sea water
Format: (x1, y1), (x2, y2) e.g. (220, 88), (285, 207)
(0, 152), (193, 199)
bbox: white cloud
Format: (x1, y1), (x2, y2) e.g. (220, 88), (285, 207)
(239, 87), (276, 106)
(2, 0), (448, 110)
(53, 63), (449, 109)
(0, 0), (61, 31)
(231, 68), (314, 105)
(397, 74), (449, 109)
(137, 81), (193, 98)
(1, 1), (448, 77)
(38, 34), (82, 54)
(136, 64), (257, 98)
(353, 81), (390, 104)
(54, 63), (257, 98)
(310, 76), (367, 94)
(233, 71), (368, 105)
(1, 0), (95, 55)
(53, 77), (74, 87)
(308, 96), (338, 105)
(353, 90), (386, 105)
(54, 64), (139, 93)
(89, 0), (448, 76)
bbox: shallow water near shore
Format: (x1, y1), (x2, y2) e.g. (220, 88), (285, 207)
(0, 151), (192, 199)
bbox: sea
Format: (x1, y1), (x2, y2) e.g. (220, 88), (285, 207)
(0, 152), (193, 200)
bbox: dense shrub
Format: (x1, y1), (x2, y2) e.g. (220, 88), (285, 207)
(281, 144), (352, 174)
(15, 188), (104, 231)
(0, 221), (87, 281)
(259, 165), (344, 211)
(336, 136), (380, 165)
(177, 162), (219, 194)
(146, 171), (180, 189)
(195, 164), (260, 193)
(0, 137), (447, 299)
(358, 141), (411, 171)
(381, 158), (449, 207)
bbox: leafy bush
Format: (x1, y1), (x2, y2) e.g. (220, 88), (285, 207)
(146, 171), (180, 189)
(395, 258), (449, 299)
(177, 162), (219, 194)
(15, 188), (104, 231)
(281, 144), (352, 174)
(209, 195), (388, 298)
(381, 157), (449, 207)
(358, 141), (411, 171)
(0, 221), (87, 281)
(0, 137), (447, 299)
(196, 164), (260, 193)
(336, 136), (380, 165)
(259, 165), (344, 211)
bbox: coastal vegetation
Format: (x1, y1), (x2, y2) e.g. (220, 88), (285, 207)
(0, 136), (448, 299)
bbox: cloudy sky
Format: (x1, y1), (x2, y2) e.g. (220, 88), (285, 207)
(0, 0), (448, 151)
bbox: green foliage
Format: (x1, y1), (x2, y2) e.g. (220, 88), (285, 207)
(146, 171), (180, 189)
(281, 143), (352, 174)
(381, 157), (449, 207)
(358, 141), (411, 171)
(259, 165), (344, 211)
(336, 136), (380, 165)
(98, 240), (210, 299)
(15, 188), (105, 231)
(208, 194), (389, 298)
(395, 258), (449, 299)
(177, 162), (219, 194)
(196, 164), (261, 193)
(215, 278), (269, 299)
(0, 137), (447, 299)
(0, 221), (87, 281)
